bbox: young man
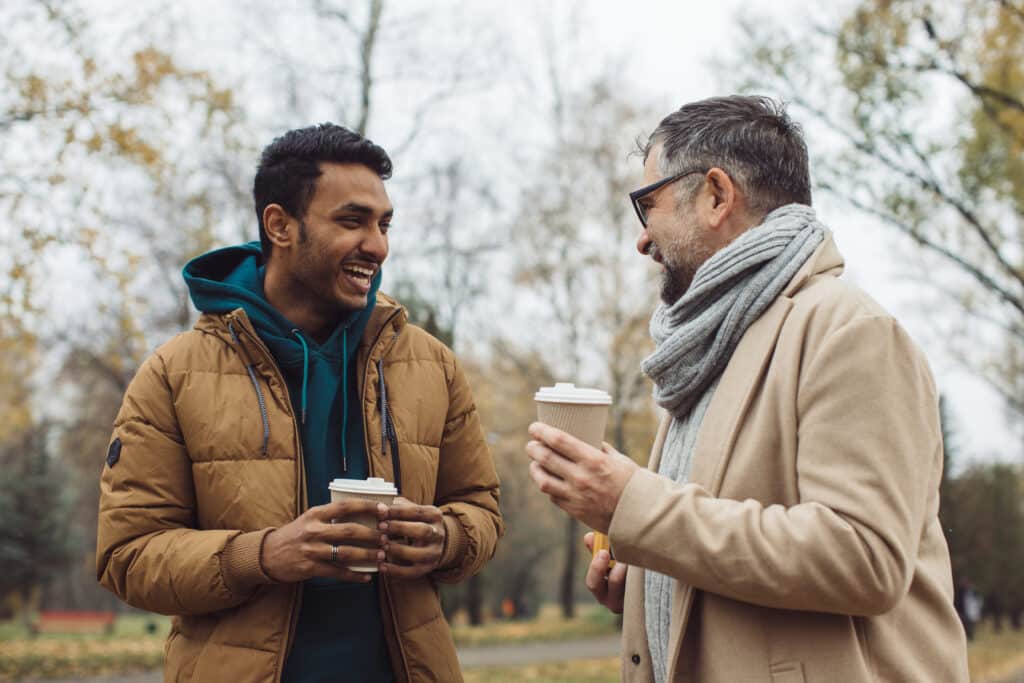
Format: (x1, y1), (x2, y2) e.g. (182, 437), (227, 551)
(525, 96), (968, 682)
(97, 124), (502, 682)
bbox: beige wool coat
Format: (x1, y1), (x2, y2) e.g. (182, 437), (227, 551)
(96, 294), (503, 682)
(609, 235), (969, 682)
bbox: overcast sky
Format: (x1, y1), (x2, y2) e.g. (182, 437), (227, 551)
(28, 0), (1017, 465)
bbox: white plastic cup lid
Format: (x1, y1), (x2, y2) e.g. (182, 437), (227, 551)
(534, 382), (612, 405)
(328, 477), (398, 495)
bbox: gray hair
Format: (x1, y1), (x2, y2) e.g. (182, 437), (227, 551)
(641, 95), (812, 214)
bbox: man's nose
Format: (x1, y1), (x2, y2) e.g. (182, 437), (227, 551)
(362, 224), (389, 260)
(636, 228), (652, 256)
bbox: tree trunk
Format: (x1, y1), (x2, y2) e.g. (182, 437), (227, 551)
(560, 516), (578, 619)
(467, 574), (483, 626)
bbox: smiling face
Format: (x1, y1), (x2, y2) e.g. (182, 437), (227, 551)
(635, 146), (717, 305)
(267, 162), (392, 327)
(293, 162), (392, 314)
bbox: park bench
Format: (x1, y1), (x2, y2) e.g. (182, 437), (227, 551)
(31, 610), (116, 635)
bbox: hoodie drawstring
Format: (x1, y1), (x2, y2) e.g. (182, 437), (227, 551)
(341, 332), (349, 474)
(291, 330), (310, 425)
(229, 321), (270, 457)
(292, 328), (353, 474)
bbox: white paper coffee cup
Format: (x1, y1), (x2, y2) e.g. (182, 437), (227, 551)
(534, 383), (612, 448)
(534, 385), (615, 566)
(328, 477), (398, 572)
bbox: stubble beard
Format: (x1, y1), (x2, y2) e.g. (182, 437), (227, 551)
(291, 221), (355, 318)
(657, 222), (716, 307)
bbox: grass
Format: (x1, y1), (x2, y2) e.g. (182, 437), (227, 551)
(452, 604), (619, 648)
(968, 623), (1024, 682)
(464, 657), (620, 683)
(0, 615), (171, 681)
(1, 612), (1023, 682)
(0, 614), (171, 641)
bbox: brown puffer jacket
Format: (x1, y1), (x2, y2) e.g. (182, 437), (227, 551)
(96, 294), (503, 682)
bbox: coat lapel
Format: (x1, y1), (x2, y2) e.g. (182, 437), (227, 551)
(633, 235), (843, 681)
(664, 294), (795, 681)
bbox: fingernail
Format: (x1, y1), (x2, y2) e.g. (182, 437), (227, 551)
(378, 551), (385, 560)
(378, 521), (388, 531)
(598, 550), (609, 560)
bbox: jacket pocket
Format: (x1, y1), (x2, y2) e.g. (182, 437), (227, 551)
(770, 660), (806, 683)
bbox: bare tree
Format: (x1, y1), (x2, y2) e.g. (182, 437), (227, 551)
(724, 0), (1024, 425)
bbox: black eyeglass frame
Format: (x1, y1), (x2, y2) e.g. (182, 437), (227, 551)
(629, 167), (708, 227)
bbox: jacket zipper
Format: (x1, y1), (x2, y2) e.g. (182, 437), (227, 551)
(226, 314), (306, 683)
(227, 321), (271, 457)
(358, 313), (410, 682)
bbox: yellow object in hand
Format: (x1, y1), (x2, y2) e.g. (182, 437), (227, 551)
(592, 531), (616, 567)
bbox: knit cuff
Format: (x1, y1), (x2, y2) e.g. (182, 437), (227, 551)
(438, 513), (468, 571)
(220, 528), (276, 597)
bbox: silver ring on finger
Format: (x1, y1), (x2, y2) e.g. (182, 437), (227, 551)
(331, 544), (338, 563)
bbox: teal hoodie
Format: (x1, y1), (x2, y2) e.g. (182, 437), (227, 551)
(184, 242), (394, 683)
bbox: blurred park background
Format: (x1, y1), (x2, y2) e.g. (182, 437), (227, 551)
(1, 0), (1022, 680)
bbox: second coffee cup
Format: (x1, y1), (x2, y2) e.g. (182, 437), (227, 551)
(533, 382), (612, 447)
(328, 477), (398, 572)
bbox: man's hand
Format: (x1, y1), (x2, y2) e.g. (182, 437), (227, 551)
(525, 422), (639, 533)
(261, 499), (385, 584)
(583, 531), (627, 614)
(379, 497), (447, 579)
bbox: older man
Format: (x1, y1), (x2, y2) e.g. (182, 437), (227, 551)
(526, 95), (968, 682)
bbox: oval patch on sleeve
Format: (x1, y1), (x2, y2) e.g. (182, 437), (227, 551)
(106, 438), (122, 468)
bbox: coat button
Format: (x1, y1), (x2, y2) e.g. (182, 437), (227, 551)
(631, 654), (641, 665)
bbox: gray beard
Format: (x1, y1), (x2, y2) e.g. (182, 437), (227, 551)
(659, 264), (694, 306)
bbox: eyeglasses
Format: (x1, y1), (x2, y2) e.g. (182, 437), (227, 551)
(629, 167), (708, 227)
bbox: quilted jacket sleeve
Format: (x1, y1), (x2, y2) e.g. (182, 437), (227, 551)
(96, 351), (274, 616)
(431, 355), (504, 583)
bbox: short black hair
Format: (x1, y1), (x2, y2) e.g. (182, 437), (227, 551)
(642, 95), (811, 214)
(253, 123), (393, 257)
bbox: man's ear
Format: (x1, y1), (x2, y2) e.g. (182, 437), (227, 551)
(263, 204), (295, 250)
(704, 168), (736, 230)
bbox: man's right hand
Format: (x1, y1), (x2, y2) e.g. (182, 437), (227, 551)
(584, 531), (627, 614)
(261, 500), (386, 584)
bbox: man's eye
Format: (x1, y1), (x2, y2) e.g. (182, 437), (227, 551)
(379, 223), (391, 234)
(337, 216), (362, 226)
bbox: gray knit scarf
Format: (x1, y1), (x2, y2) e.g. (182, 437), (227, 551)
(640, 204), (825, 683)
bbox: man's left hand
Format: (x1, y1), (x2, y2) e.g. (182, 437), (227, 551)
(525, 421), (639, 533)
(379, 497), (447, 579)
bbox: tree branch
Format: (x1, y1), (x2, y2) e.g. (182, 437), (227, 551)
(356, 0), (383, 136)
(821, 184), (1024, 319)
(786, 89), (1024, 293)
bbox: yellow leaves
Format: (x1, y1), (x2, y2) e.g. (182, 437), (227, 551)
(0, 327), (38, 443)
(207, 87), (235, 114)
(106, 123), (161, 167)
(132, 47), (179, 92)
(0, 635), (165, 680)
(17, 74), (49, 110)
(85, 132), (103, 153)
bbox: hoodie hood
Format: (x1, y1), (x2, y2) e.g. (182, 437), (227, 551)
(183, 241), (381, 476)
(184, 241), (381, 352)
